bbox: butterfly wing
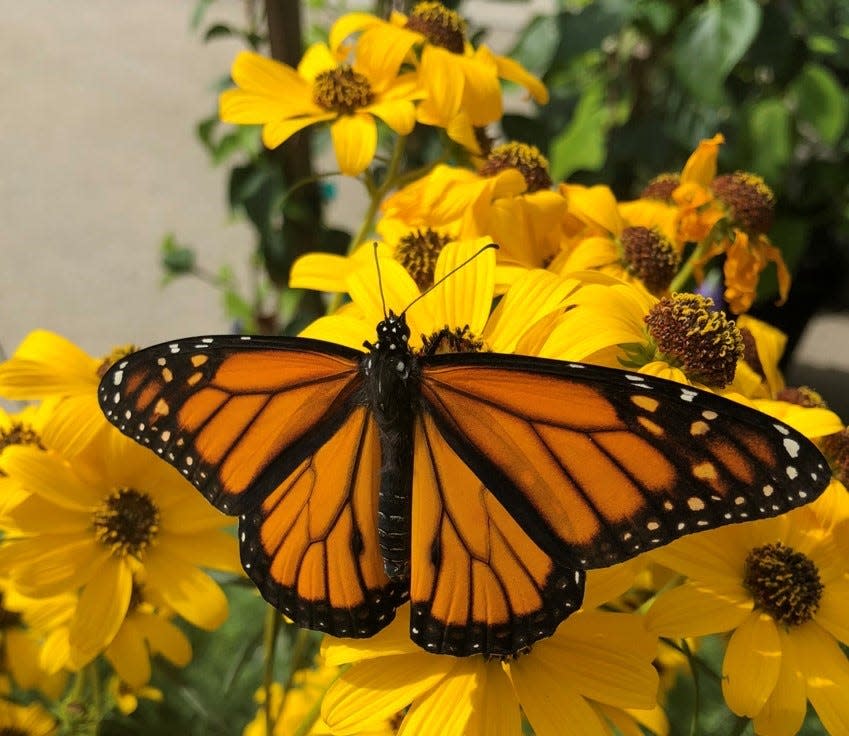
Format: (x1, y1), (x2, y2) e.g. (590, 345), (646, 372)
(99, 335), (405, 636)
(411, 412), (584, 656)
(417, 353), (830, 570)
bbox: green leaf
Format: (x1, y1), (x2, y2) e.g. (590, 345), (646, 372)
(160, 233), (196, 276)
(203, 23), (234, 42)
(548, 81), (608, 180)
(789, 63), (849, 146)
(747, 98), (792, 184)
(509, 15), (560, 74)
(673, 0), (762, 104)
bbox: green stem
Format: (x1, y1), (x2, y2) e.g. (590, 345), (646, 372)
(263, 607), (282, 736)
(669, 239), (711, 293)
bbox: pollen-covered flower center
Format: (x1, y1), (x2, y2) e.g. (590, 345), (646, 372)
(640, 173), (680, 202)
(312, 65), (374, 115)
(0, 422), (43, 455)
(620, 226), (680, 296)
(406, 1), (467, 54)
(711, 172), (775, 235)
(822, 427), (849, 487)
(97, 344), (138, 379)
(479, 142), (552, 193)
(420, 325), (484, 355)
(644, 293), (743, 388)
(743, 542), (823, 627)
(92, 488), (160, 558)
(395, 229), (452, 290)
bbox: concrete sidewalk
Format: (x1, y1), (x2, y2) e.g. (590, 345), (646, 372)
(2, 2), (847, 415)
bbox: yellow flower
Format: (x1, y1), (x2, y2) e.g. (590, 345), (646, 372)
(330, 3), (547, 152)
(646, 506), (849, 735)
(322, 567), (662, 736)
(672, 133), (726, 245)
(735, 314), (788, 398)
(0, 427), (238, 669)
(0, 405), (49, 527)
(219, 44), (420, 176)
(0, 699), (56, 736)
(553, 184), (681, 296)
(379, 144), (567, 274)
(0, 331), (132, 456)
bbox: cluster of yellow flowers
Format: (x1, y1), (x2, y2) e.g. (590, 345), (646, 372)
(2, 2), (849, 734)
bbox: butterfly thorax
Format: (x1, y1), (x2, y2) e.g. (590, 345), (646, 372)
(361, 311), (419, 582)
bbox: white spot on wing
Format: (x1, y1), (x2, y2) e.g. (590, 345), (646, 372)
(783, 438), (800, 458)
(112, 370), (123, 385)
(786, 466), (798, 480)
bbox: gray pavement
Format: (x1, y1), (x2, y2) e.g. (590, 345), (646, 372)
(2, 2), (846, 416)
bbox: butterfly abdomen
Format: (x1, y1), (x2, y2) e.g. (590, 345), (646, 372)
(363, 312), (418, 582)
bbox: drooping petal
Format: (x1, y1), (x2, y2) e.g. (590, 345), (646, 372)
(494, 52), (548, 103)
(134, 611), (193, 666)
(415, 46), (465, 127)
(562, 184), (624, 236)
(331, 113), (378, 176)
(680, 134), (724, 187)
(721, 611), (781, 716)
(262, 112), (336, 150)
(366, 98), (417, 135)
(69, 558), (132, 667)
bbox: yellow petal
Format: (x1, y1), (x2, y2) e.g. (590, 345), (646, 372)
(562, 184), (623, 235)
(431, 238), (495, 336)
(296, 42), (339, 82)
(474, 660), (521, 736)
(814, 578), (849, 645)
(157, 529), (240, 574)
(2, 445), (103, 510)
(366, 98), (417, 135)
(143, 549), (228, 630)
(416, 46), (465, 126)
(134, 611), (192, 666)
(262, 112), (335, 150)
(219, 89), (321, 125)
(0, 329), (98, 398)
(10, 537), (111, 597)
(494, 53), (548, 103)
(680, 133), (724, 186)
(69, 558), (132, 667)
(646, 581), (752, 638)
(322, 608), (417, 665)
(322, 654), (450, 734)
(299, 315), (373, 351)
(460, 48), (503, 126)
(331, 114), (378, 176)
(796, 621), (849, 734)
(752, 627), (807, 736)
(510, 654), (609, 736)
(329, 12), (381, 53)
(647, 526), (751, 584)
(722, 611), (781, 716)
(290, 253), (354, 292)
(356, 25), (421, 89)
(6, 493), (90, 535)
(40, 394), (109, 457)
(399, 658), (486, 736)
(230, 51), (309, 97)
(105, 618), (151, 688)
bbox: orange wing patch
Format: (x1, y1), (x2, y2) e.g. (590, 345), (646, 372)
(409, 414), (584, 656)
(240, 406), (404, 637)
(421, 360), (826, 569)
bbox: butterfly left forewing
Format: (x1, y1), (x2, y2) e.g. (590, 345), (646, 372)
(419, 353), (831, 570)
(409, 413), (584, 656)
(99, 336), (364, 516)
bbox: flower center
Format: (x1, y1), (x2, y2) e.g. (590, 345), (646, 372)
(0, 594), (22, 630)
(0, 422), (43, 455)
(479, 142), (552, 193)
(822, 427), (849, 487)
(395, 229), (452, 290)
(711, 172), (775, 236)
(420, 325), (485, 355)
(97, 344), (138, 379)
(743, 542), (823, 627)
(640, 173), (680, 202)
(92, 488), (160, 559)
(776, 386), (827, 409)
(405, 1), (467, 54)
(620, 226), (680, 296)
(644, 293), (743, 388)
(312, 65), (374, 115)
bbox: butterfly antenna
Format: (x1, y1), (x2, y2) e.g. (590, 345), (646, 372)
(400, 242), (498, 317)
(372, 242), (389, 319)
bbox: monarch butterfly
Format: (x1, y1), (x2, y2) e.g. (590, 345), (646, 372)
(98, 269), (830, 657)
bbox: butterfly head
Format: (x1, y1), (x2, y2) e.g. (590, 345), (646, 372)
(372, 310), (411, 354)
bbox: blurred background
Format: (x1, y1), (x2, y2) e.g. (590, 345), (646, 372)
(3, 0), (848, 414)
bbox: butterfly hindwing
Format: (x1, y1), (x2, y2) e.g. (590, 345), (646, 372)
(410, 413), (584, 656)
(240, 405), (406, 637)
(419, 353), (830, 569)
(99, 335), (364, 516)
